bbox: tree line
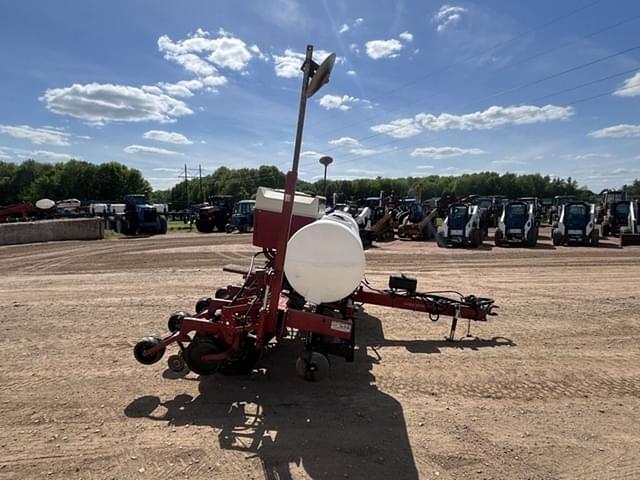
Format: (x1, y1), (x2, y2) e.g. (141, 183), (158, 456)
(2, 158), (639, 207)
(158, 166), (598, 205)
(0, 160), (151, 205)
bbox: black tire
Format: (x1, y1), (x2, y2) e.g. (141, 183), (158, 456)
(133, 336), (165, 365)
(167, 354), (188, 373)
(168, 310), (189, 333)
(225, 224), (234, 233)
(184, 335), (227, 375)
(469, 228), (481, 248)
(158, 216), (168, 234)
(215, 217), (227, 232)
(121, 218), (134, 236)
(195, 297), (211, 314)
(195, 218), (214, 233)
(494, 229), (504, 247)
(215, 288), (228, 299)
(220, 337), (261, 375)
(529, 227), (539, 247)
(591, 229), (599, 247)
(602, 224), (610, 237)
(552, 229), (562, 246)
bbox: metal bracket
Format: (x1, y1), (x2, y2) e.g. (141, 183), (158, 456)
(447, 304), (461, 342)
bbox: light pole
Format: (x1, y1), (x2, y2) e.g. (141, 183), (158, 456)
(319, 155), (333, 199)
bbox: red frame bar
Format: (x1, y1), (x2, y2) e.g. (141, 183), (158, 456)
(352, 286), (492, 321)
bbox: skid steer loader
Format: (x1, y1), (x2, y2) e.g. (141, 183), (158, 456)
(620, 199), (640, 246)
(494, 201), (539, 247)
(439, 203), (482, 248)
(552, 202), (599, 247)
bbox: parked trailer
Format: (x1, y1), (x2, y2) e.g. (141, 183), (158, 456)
(0, 203), (33, 223)
(89, 203), (108, 216)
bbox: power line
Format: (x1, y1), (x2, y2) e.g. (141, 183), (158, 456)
(315, 0), (620, 142)
(317, 45), (640, 155)
(316, 74), (640, 172)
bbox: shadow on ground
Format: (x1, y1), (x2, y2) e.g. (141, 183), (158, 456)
(126, 312), (514, 480)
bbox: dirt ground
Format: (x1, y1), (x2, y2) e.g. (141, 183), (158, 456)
(1, 229), (639, 480)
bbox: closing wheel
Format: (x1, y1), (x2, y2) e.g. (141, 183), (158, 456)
(220, 337), (261, 375)
(195, 297), (211, 314)
(184, 335), (227, 376)
(167, 353), (188, 373)
(296, 352), (330, 382)
(168, 311), (189, 333)
(133, 336), (165, 365)
(215, 288), (228, 299)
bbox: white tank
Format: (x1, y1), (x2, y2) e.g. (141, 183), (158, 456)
(284, 212), (365, 304)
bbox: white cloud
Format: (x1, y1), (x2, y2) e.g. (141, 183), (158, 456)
(157, 81), (197, 98)
(124, 145), (183, 156)
(349, 43), (360, 54)
(399, 31), (414, 42)
(346, 168), (383, 175)
(0, 124), (71, 146)
(158, 28), (262, 74)
(415, 105), (574, 130)
(0, 146), (80, 162)
(372, 104), (574, 138)
(354, 18), (364, 26)
(416, 165), (434, 169)
(588, 124), (640, 138)
(300, 150), (322, 160)
(339, 23), (350, 34)
(41, 83), (193, 125)
(24, 150), (78, 161)
(365, 39), (403, 59)
(143, 130), (193, 145)
(349, 148), (380, 156)
(328, 136), (361, 147)
(273, 48), (337, 78)
(370, 118), (422, 138)
(346, 70), (356, 76)
(433, 4), (468, 32)
(614, 72), (640, 97)
(561, 153), (611, 160)
(410, 147), (485, 159)
(318, 94), (363, 111)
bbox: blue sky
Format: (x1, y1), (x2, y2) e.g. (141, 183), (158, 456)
(0, 0), (639, 191)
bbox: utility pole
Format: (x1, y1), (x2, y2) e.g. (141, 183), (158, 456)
(199, 164), (204, 202)
(184, 163), (189, 207)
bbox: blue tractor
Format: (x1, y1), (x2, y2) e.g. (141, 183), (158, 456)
(225, 200), (255, 233)
(115, 194), (167, 236)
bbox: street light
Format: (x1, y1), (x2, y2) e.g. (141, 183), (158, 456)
(319, 155), (333, 199)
